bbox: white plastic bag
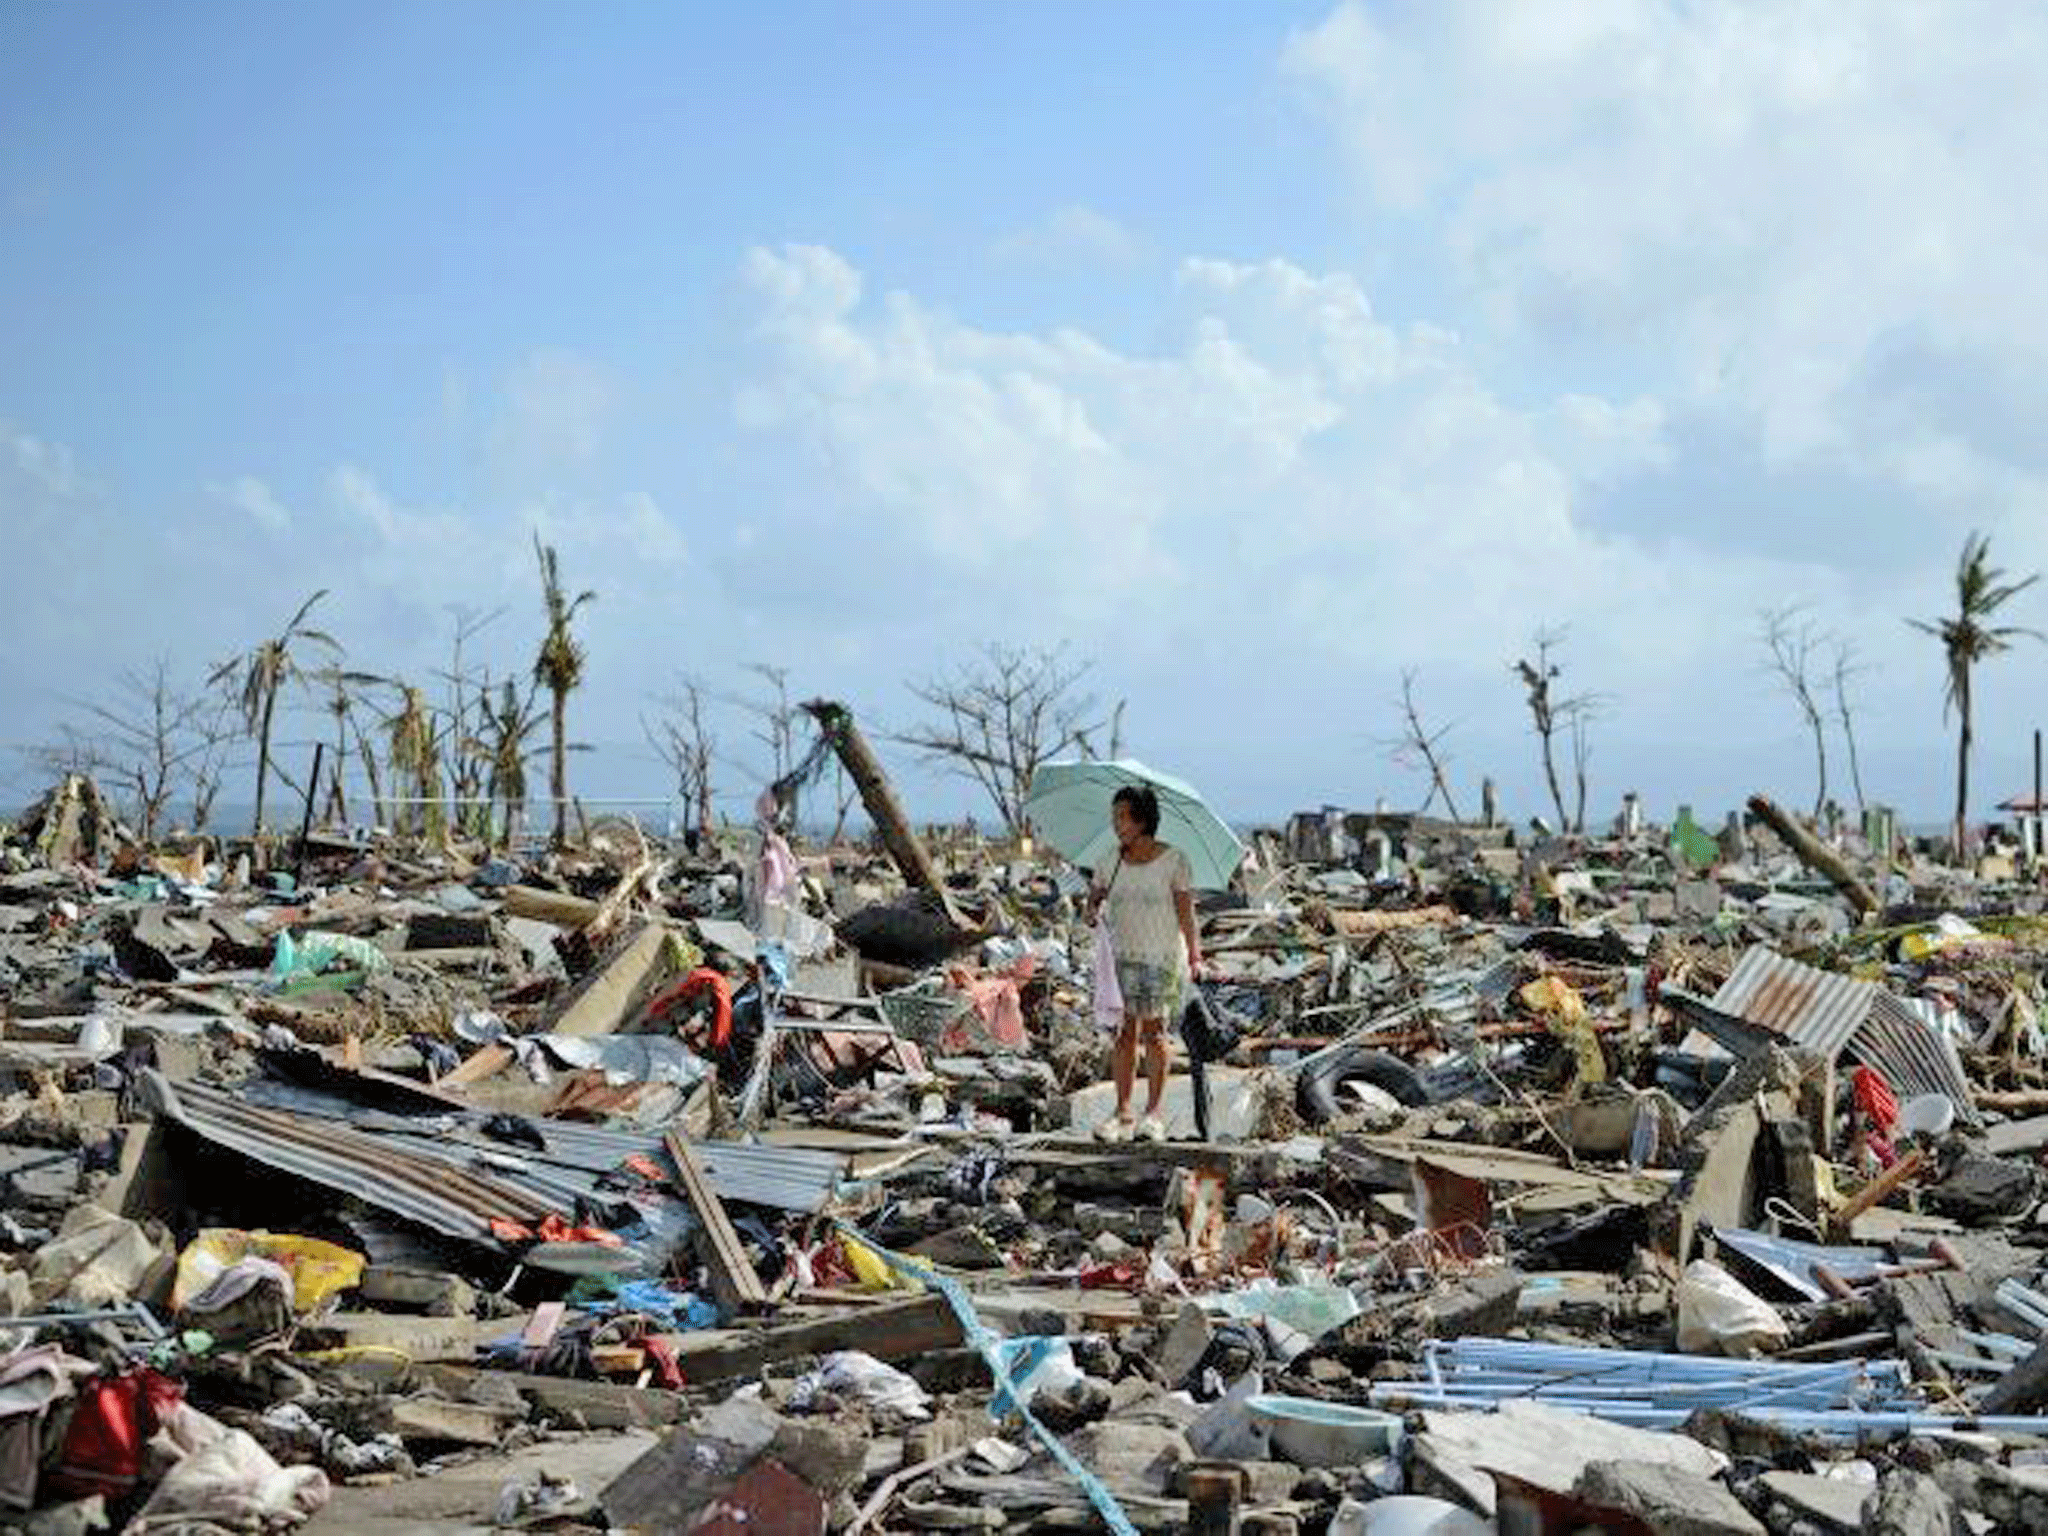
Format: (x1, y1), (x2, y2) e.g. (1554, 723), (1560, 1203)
(990, 1336), (1083, 1416)
(130, 1402), (330, 1531)
(1091, 920), (1124, 1033)
(788, 1350), (931, 1420)
(1678, 1259), (1787, 1357)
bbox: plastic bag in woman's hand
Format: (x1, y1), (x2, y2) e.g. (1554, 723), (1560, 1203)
(1091, 919), (1123, 1032)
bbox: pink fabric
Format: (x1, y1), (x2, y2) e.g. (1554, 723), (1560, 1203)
(943, 957), (1036, 1053)
(759, 831), (799, 904)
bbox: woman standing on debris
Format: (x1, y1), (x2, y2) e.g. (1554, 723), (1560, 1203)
(1089, 785), (1203, 1143)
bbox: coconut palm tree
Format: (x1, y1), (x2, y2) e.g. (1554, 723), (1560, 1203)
(308, 664), (388, 827)
(213, 591), (340, 835)
(476, 678), (543, 849)
(386, 683), (446, 842)
(531, 537), (595, 848)
(1911, 533), (2039, 860)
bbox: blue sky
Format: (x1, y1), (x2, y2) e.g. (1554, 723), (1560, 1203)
(7, 2), (2048, 831)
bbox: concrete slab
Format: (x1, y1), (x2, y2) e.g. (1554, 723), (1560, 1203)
(300, 1430), (657, 1535)
(1757, 1469), (1871, 1533)
(1576, 1459), (1765, 1536)
(1408, 1402), (1727, 1518)
(1066, 1066), (1261, 1141)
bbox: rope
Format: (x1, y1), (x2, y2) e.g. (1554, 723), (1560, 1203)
(833, 1221), (1140, 1536)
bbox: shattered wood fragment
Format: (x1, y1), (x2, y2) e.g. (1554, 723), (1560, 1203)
(669, 1293), (964, 1385)
(667, 1130), (769, 1313)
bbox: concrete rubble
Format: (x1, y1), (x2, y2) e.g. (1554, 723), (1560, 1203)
(7, 778), (2048, 1532)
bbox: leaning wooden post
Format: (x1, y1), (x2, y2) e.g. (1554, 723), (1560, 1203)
(803, 700), (969, 933)
(1747, 793), (1880, 919)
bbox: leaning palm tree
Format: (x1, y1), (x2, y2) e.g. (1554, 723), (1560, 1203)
(531, 537), (596, 848)
(1911, 533), (2039, 860)
(212, 591), (340, 835)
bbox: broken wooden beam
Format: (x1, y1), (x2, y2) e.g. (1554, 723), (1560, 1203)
(499, 884), (603, 927)
(1829, 1148), (1929, 1241)
(667, 1292), (963, 1385)
(1747, 794), (1880, 917)
(412, 1365), (688, 1429)
(666, 1131), (769, 1314)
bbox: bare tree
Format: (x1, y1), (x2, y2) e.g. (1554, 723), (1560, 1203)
(1074, 697), (1130, 760)
(1556, 700), (1605, 843)
(1830, 639), (1869, 818)
(1760, 606), (1831, 820)
(25, 726), (108, 783)
(644, 677), (719, 841)
(62, 662), (242, 842)
(212, 590), (340, 834)
(1514, 628), (1589, 833)
(184, 674), (241, 833)
(900, 642), (1107, 834)
(729, 662), (805, 825)
(1384, 668), (1463, 822)
(439, 607), (502, 841)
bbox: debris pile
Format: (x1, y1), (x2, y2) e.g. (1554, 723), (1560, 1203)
(6, 768), (2048, 1534)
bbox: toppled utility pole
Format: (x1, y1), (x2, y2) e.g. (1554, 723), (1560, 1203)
(1747, 793), (1879, 918)
(803, 701), (969, 933)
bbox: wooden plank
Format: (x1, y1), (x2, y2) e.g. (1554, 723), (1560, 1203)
(522, 1300), (566, 1351)
(1828, 1148), (1929, 1241)
(499, 884), (602, 927)
(413, 1365), (687, 1429)
(437, 1042), (513, 1089)
(299, 1312), (505, 1361)
(377, 1396), (521, 1447)
(667, 1293), (962, 1385)
(440, 924), (670, 1092)
(550, 922), (670, 1038)
(667, 1132), (769, 1313)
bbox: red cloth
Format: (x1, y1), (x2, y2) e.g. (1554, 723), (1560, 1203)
(535, 1213), (622, 1247)
(493, 1215), (623, 1246)
(639, 1336), (685, 1390)
(48, 1369), (184, 1501)
(1853, 1066), (1900, 1131)
(644, 968), (734, 1049)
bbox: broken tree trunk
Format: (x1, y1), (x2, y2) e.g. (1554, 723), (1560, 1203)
(1747, 793), (1879, 918)
(803, 700), (968, 933)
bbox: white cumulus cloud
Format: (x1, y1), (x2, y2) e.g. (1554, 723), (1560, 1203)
(995, 204), (1147, 268)
(208, 474), (293, 530)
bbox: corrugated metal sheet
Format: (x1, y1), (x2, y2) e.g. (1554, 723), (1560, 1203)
(1851, 992), (1979, 1124)
(1712, 1226), (1893, 1302)
(140, 1071), (535, 1248)
(1710, 947), (1875, 1059)
(141, 1069), (851, 1256)
(232, 1076), (848, 1211)
(1707, 946), (1979, 1125)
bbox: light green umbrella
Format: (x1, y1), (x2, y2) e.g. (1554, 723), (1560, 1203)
(1023, 758), (1246, 891)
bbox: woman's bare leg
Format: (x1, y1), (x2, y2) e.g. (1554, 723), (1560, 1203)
(1111, 1021), (1138, 1118)
(1139, 1016), (1168, 1115)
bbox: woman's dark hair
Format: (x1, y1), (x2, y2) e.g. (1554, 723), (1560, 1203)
(1113, 784), (1161, 836)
